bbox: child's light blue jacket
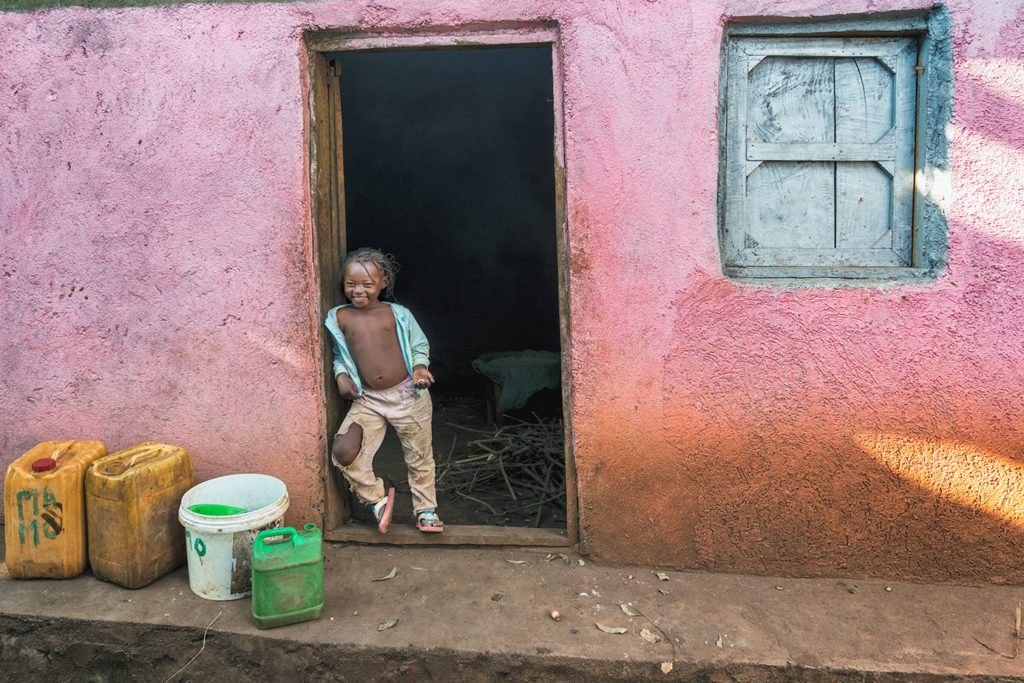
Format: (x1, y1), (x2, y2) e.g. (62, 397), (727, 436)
(324, 302), (431, 396)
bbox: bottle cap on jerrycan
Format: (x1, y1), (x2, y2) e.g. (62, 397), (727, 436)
(31, 458), (56, 473)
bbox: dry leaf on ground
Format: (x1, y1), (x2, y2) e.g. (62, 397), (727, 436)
(640, 628), (661, 644)
(655, 572), (669, 581)
(661, 662), (674, 673)
(619, 603), (640, 617)
(377, 617), (398, 631)
(595, 622), (628, 634)
(506, 560), (527, 564)
(372, 567), (398, 582)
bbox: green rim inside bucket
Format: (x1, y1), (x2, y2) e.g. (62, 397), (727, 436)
(188, 503), (248, 516)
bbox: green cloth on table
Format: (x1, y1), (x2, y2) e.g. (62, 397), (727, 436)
(471, 351), (561, 412)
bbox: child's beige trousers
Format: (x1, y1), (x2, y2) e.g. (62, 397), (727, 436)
(334, 377), (438, 515)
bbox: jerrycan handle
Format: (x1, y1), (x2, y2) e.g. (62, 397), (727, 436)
(124, 444), (164, 469)
(256, 527), (295, 548)
(97, 444), (164, 476)
(50, 440), (78, 462)
(34, 440), (78, 471)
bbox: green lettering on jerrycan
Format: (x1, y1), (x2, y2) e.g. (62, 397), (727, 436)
(5, 441), (107, 579)
(251, 524), (323, 629)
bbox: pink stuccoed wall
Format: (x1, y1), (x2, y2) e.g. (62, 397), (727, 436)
(3, 0), (1024, 582)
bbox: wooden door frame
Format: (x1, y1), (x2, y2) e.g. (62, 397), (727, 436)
(304, 25), (576, 547)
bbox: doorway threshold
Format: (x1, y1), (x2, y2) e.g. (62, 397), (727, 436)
(325, 524), (569, 547)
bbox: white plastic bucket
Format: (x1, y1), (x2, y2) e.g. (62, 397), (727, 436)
(178, 474), (289, 600)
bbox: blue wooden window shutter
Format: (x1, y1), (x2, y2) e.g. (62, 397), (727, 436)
(723, 36), (919, 274)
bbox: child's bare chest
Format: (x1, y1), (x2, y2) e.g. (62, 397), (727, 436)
(341, 309), (397, 347)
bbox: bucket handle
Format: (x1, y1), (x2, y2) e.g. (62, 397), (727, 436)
(256, 527), (295, 547)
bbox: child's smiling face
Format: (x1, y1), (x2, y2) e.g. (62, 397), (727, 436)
(343, 261), (387, 308)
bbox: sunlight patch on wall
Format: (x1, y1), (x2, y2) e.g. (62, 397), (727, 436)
(962, 58), (1024, 105)
(854, 433), (1024, 527)
(916, 164), (951, 216)
(947, 124), (1024, 243)
(252, 334), (310, 371)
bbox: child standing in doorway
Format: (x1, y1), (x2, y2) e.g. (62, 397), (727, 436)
(324, 247), (443, 533)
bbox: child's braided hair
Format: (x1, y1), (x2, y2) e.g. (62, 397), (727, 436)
(340, 247), (400, 300)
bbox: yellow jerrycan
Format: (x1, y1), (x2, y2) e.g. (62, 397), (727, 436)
(4, 440), (108, 579)
(86, 442), (194, 588)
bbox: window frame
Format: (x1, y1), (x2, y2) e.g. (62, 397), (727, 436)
(718, 12), (947, 282)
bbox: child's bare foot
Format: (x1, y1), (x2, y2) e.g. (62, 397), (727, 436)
(416, 510), (444, 533)
(373, 488), (395, 534)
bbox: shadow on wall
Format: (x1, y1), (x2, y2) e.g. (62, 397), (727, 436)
(642, 59), (1024, 581)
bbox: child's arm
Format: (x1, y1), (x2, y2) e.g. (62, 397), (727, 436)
(412, 364), (434, 389)
(327, 307), (361, 399)
(336, 373), (359, 399)
(406, 309), (434, 389)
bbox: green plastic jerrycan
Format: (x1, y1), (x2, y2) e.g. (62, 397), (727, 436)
(251, 524), (323, 628)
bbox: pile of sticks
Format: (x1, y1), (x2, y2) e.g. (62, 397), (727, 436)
(437, 416), (565, 526)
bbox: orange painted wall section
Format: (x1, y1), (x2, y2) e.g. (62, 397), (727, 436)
(3, 0), (1024, 582)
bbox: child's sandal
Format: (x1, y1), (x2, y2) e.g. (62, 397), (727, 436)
(373, 488), (395, 534)
(416, 510), (444, 533)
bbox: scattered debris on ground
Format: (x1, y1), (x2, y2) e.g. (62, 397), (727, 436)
(437, 415), (565, 526)
(372, 567), (397, 582)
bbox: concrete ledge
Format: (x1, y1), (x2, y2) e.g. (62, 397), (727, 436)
(3, 540), (1024, 681)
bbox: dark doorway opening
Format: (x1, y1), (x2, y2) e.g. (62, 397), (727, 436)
(328, 45), (565, 536)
